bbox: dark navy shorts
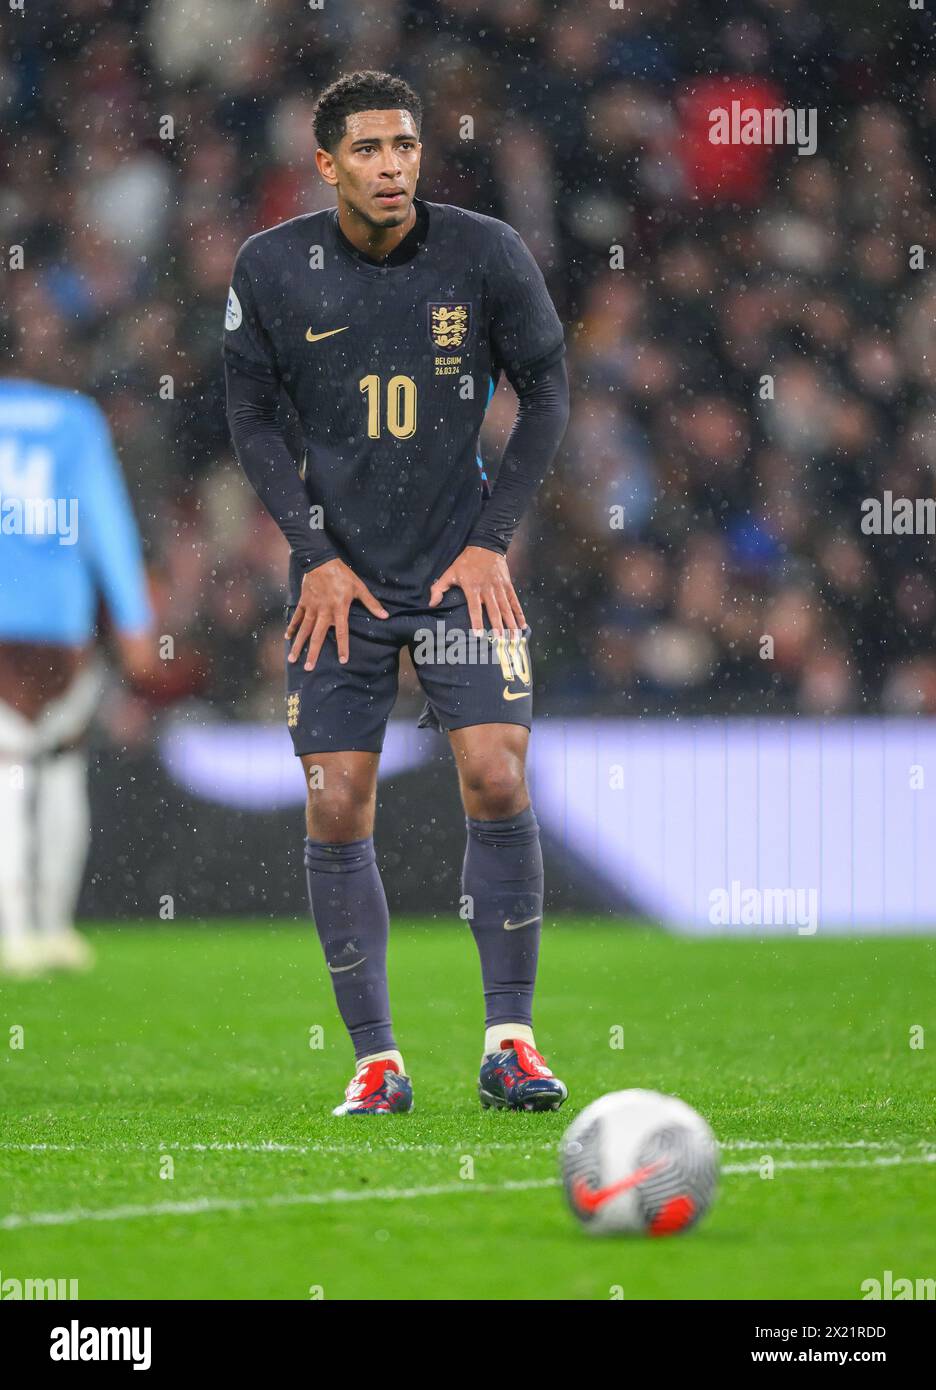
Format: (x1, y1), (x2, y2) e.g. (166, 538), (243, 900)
(284, 600), (533, 755)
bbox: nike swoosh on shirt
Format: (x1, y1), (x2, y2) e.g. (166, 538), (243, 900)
(502, 689), (531, 701)
(503, 915), (540, 931)
(328, 955), (367, 973)
(306, 326), (349, 342)
(570, 1159), (667, 1215)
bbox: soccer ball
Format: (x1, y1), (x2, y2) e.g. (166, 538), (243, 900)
(560, 1089), (719, 1235)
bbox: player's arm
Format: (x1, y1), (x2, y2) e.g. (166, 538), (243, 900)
(224, 245), (387, 669)
(429, 225), (569, 635)
(466, 355), (569, 557)
(223, 244), (339, 571)
(224, 362), (339, 570)
(77, 399), (155, 680)
(429, 357), (569, 634)
(225, 365), (389, 669)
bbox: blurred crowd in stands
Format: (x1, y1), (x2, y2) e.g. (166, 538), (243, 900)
(2, 0), (935, 732)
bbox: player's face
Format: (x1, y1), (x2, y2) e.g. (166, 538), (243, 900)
(325, 109), (421, 228)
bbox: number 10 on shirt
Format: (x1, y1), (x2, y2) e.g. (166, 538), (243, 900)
(359, 374), (417, 439)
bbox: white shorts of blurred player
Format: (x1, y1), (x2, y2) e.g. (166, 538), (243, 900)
(0, 664), (104, 975)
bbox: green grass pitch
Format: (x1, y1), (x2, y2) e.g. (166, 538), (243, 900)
(1, 922), (933, 1300)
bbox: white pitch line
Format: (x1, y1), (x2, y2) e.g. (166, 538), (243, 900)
(0, 1138), (932, 1156)
(720, 1139), (932, 1152)
(0, 1178), (559, 1231)
(0, 1140), (556, 1156)
(2, 1154), (934, 1232)
(722, 1153), (936, 1175)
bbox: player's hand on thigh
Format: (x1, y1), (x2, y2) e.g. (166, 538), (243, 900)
(286, 559), (389, 669)
(428, 545), (526, 638)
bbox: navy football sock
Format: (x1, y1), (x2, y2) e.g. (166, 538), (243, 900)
(304, 836), (396, 1061)
(462, 807), (543, 1031)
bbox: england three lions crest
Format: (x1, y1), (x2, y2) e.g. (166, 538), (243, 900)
(428, 302), (470, 349)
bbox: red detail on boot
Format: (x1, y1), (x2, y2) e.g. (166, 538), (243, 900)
(346, 1059), (399, 1102)
(511, 1040), (553, 1078)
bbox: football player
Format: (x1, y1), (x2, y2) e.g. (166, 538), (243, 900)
(0, 330), (153, 977)
(225, 70), (570, 1114)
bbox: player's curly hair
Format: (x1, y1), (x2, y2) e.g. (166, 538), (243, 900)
(312, 70), (423, 153)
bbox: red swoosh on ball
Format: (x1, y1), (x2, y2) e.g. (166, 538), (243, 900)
(571, 1159), (666, 1214)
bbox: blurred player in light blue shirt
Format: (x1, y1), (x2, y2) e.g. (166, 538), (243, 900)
(0, 354), (153, 977)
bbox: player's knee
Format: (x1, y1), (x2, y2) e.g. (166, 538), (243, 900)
(306, 779), (374, 842)
(460, 756), (528, 820)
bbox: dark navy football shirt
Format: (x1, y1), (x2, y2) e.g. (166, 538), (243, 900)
(223, 198), (565, 609)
